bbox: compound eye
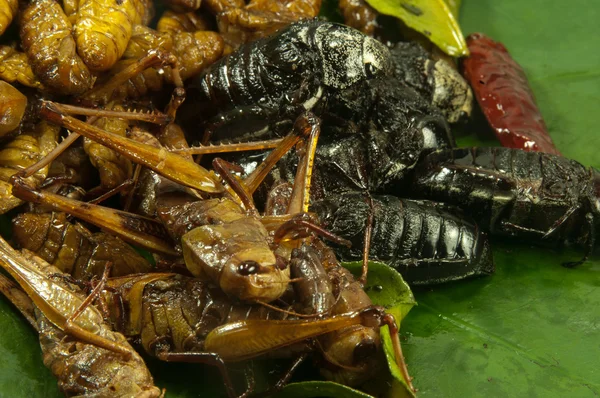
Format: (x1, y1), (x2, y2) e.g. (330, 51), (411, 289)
(365, 62), (378, 78)
(237, 261), (260, 276)
(353, 340), (377, 363)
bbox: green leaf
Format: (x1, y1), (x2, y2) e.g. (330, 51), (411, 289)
(343, 261), (416, 319)
(404, 3), (600, 395)
(444, 0), (461, 18)
(344, 261), (417, 397)
(364, 0), (468, 56)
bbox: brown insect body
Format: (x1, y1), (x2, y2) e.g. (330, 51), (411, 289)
(19, 0), (93, 95)
(74, 0), (150, 71)
(0, 239), (162, 397)
(0, 46), (43, 89)
(12, 212), (153, 280)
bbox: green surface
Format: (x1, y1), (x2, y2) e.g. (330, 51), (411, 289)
(365, 0), (468, 56)
(0, 0), (599, 397)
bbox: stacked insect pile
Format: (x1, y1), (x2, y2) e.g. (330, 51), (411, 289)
(0, 0), (598, 396)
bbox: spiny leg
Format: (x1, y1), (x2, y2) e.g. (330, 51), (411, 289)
(10, 176), (177, 255)
(15, 102), (169, 181)
(208, 112), (315, 211)
(40, 101), (224, 193)
(242, 113), (317, 196)
(172, 138), (284, 156)
(62, 262), (132, 360)
(381, 312), (416, 393)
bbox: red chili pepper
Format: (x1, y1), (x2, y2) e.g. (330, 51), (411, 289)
(462, 33), (561, 155)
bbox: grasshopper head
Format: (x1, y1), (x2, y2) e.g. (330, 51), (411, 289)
(220, 248), (290, 303)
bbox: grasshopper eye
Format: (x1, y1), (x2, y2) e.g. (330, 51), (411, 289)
(237, 261), (260, 276)
(353, 340), (377, 363)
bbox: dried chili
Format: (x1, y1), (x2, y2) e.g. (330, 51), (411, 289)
(462, 33), (561, 155)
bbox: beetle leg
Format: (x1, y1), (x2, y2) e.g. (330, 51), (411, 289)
(563, 213), (596, 268)
(542, 205), (580, 239)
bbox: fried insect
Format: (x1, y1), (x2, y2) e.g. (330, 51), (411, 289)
(74, 0), (151, 71)
(391, 41), (473, 123)
(11, 102), (317, 303)
(0, 0), (17, 36)
(311, 193), (494, 285)
(12, 212), (153, 280)
(0, 121), (59, 214)
(19, 0), (93, 95)
(338, 0), (379, 36)
(0, 238), (162, 397)
(0, 81), (27, 138)
(215, 0), (322, 46)
(83, 103), (133, 190)
(83, 32), (223, 103)
(0, 46), (43, 89)
(97, 253), (413, 396)
(410, 147), (600, 266)
(180, 20), (393, 144)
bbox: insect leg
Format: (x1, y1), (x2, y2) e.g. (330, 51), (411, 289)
(40, 101), (224, 193)
(242, 114), (315, 195)
(359, 194), (375, 286)
(263, 353), (310, 396)
(381, 312), (416, 393)
(157, 351), (240, 398)
(286, 112), (321, 214)
(61, 263), (132, 359)
(563, 213), (596, 268)
(10, 176), (177, 255)
(81, 50), (183, 105)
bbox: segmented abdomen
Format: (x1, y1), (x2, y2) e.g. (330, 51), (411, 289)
(74, 0), (148, 71)
(12, 212), (153, 280)
(19, 0), (92, 95)
(312, 193), (494, 285)
(106, 275), (286, 355)
(411, 147), (593, 243)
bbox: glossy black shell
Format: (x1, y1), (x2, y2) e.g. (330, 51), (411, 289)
(409, 147), (600, 249)
(180, 19), (393, 143)
(311, 192), (494, 285)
